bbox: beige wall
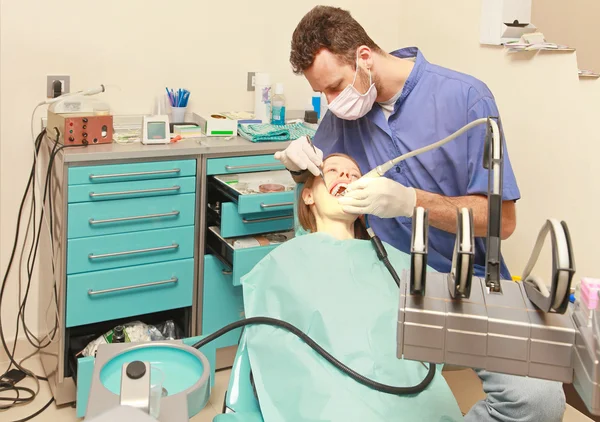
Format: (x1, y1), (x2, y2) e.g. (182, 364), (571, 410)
(400, 1), (599, 281)
(0, 0), (402, 342)
(533, 0), (600, 72)
(1, 0), (599, 344)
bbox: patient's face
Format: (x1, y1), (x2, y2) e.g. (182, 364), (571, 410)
(302, 155), (361, 221)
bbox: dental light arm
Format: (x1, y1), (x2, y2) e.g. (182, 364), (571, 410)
(393, 117), (600, 415)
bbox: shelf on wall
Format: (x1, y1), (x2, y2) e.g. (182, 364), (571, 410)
(579, 70), (600, 79)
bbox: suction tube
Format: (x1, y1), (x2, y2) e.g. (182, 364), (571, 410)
(192, 316), (436, 395)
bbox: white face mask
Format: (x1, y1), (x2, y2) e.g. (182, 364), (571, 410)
(327, 55), (377, 120)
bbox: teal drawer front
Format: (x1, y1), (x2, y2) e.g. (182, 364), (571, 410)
(76, 356), (95, 418)
(68, 176), (196, 203)
(202, 255), (244, 349)
(206, 155), (284, 175)
(67, 225), (195, 274)
(68, 159), (196, 185)
(66, 259), (194, 327)
(220, 202), (293, 238)
(237, 191), (294, 215)
(68, 193), (196, 239)
(231, 246), (277, 286)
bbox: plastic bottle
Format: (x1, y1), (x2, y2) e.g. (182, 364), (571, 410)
(254, 73), (272, 123)
(312, 94), (321, 119)
(271, 83), (286, 125)
(113, 325), (125, 343)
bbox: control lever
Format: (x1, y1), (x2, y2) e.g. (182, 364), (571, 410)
(521, 219), (575, 314)
(410, 207), (429, 295)
(448, 207), (475, 299)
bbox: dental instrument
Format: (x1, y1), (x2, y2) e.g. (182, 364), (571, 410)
(306, 135), (326, 184)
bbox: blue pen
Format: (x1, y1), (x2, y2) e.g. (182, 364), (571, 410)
(165, 87), (171, 106)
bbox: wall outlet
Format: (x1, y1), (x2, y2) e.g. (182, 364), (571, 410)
(247, 72), (255, 91)
(47, 75), (70, 98)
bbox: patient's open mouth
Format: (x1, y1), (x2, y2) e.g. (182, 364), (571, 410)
(329, 182), (348, 197)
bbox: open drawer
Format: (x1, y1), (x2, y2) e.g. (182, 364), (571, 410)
(208, 170), (296, 215)
(206, 226), (294, 286)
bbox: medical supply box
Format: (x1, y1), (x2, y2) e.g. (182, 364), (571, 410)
(193, 113), (238, 137)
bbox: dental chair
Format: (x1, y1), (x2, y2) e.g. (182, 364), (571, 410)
(212, 186), (310, 422)
(214, 331), (264, 421)
(211, 186), (464, 422)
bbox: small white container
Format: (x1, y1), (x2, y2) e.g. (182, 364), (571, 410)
(254, 73), (271, 123)
(171, 107), (186, 123)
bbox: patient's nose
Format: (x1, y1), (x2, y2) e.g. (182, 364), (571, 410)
(339, 169), (351, 180)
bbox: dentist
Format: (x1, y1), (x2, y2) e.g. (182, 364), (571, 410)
(274, 5), (566, 422)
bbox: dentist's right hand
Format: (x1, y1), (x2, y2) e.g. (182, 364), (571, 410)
(274, 136), (324, 176)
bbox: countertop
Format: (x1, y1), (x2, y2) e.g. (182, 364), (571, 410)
(60, 136), (291, 163)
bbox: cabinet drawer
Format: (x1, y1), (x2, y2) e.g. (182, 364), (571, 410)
(67, 176), (196, 203)
(206, 155), (285, 176)
(68, 159), (196, 185)
(206, 226), (293, 287)
(202, 254), (244, 349)
(67, 193), (196, 239)
(67, 225), (195, 274)
(209, 170), (295, 215)
(66, 259), (194, 328)
(208, 202), (293, 238)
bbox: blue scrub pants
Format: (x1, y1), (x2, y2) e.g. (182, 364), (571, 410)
(465, 370), (566, 422)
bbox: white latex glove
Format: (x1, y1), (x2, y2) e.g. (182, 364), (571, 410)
(337, 177), (417, 218)
(274, 136), (324, 176)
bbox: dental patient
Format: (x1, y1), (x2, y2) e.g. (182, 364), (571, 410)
(240, 154), (463, 422)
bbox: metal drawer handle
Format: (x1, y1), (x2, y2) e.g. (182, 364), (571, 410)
(242, 214), (292, 224)
(222, 270), (233, 275)
(89, 169), (181, 180)
(88, 277), (178, 296)
(225, 163), (281, 171)
(89, 211), (180, 225)
(260, 202), (294, 209)
(89, 186), (180, 198)
(89, 243), (179, 260)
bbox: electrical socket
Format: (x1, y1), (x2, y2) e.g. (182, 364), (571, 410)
(247, 72), (255, 91)
(47, 75), (70, 98)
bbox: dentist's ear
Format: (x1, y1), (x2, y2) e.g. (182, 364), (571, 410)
(357, 45), (374, 69)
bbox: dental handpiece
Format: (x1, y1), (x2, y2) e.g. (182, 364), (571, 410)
(360, 118), (492, 179)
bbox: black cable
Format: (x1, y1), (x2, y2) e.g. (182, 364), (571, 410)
(0, 130), (45, 376)
(0, 131), (86, 416)
(192, 316), (436, 396)
(18, 140), (61, 350)
(369, 234), (402, 287)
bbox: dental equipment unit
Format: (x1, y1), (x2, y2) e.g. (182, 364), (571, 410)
(397, 118), (600, 416)
(83, 118), (600, 421)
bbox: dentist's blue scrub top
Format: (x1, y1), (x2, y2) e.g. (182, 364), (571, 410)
(312, 47), (520, 280)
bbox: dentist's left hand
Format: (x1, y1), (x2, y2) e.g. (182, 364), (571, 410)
(338, 177), (417, 218)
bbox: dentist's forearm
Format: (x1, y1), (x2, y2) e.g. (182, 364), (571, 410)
(414, 189), (516, 239)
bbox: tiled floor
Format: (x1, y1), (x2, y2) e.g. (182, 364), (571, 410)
(0, 357), (593, 421)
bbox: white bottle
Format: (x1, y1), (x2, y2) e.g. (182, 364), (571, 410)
(271, 83), (286, 126)
(254, 73), (272, 123)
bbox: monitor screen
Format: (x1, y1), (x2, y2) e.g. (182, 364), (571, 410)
(148, 121), (167, 139)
